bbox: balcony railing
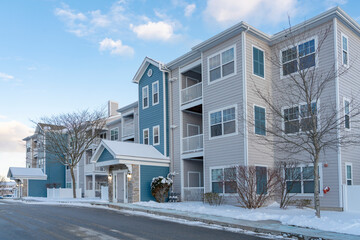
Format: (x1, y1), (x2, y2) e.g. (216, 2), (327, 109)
(123, 123), (135, 137)
(181, 82), (202, 105)
(183, 187), (204, 201)
(85, 163), (106, 173)
(182, 134), (203, 153)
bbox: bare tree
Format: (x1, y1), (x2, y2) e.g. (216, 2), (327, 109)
(249, 22), (360, 217)
(36, 109), (106, 198)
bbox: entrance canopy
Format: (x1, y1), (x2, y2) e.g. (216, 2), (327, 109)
(92, 140), (170, 167)
(7, 167), (47, 181)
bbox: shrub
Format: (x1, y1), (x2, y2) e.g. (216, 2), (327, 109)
(151, 176), (173, 203)
(203, 192), (224, 206)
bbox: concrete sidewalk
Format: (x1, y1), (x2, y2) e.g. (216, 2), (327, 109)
(91, 202), (359, 240)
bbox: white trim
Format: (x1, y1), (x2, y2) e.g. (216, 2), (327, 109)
(242, 30), (248, 167)
(341, 33), (349, 67)
(138, 164), (141, 201)
(207, 44), (237, 85)
(152, 81), (159, 106)
(112, 169), (128, 203)
(180, 59), (202, 73)
(345, 162), (353, 185)
(143, 128), (149, 145)
(252, 45), (265, 79)
(187, 171), (201, 188)
(209, 165), (237, 196)
(253, 104), (266, 136)
(254, 164), (268, 195)
(208, 104), (238, 140)
(163, 72), (167, 156)
(153, 125), (160, 146)
(110, 127), (119, 141)
(343, 97), (351, 130)
(142, 86), (149, 109)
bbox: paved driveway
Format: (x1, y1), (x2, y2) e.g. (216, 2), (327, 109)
(0, 201), (273, 240)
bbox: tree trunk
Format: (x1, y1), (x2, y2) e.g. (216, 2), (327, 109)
(314, 153), (321, 218)
(70, 166), (76, 198)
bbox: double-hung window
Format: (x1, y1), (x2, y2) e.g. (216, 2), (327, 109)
(210, 106), (236, 138)
(152, 81), (159, 105)
(282, 39), (315, 76)
(142, 86), (149, 109)
(256, 166), (267, 194)
(342, 34), (349, 66)
(153, 125), (160, 145)
(143, 128), (149, 145)
(253, 47), (264, 78)
(286, 166), (321, 194)
(254, 106), (266, 135)
(211, 167), (236, 194)
(283, 102), (317, 134)
(344, 99), (350, 129)
(346, 163), (352, 185)
(209, 47), (235, 82)
(110, 128), (119, 141)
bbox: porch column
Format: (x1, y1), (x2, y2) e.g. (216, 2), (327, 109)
(92, 174), (95, 198)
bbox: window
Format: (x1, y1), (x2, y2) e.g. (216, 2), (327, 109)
(253, 47), (264, 78)
(153, 125), (160, 145)
(110, 128), (119, 141)
(99, 132), (107, 139)
(342, 34), (349, 66)
(142, 86), (149, 109)
(210, 106), (236, 138)
(286, 166), (321, 194)
(211, 167), (236, 194)
(346, 163), (352, 185)
(143, 128), (149, 145)
(344, 99), (350, 129)
(66, 183), (72, 188)
(283, 102), (317, 134)
(209, 47), (235, 82)
(256, 166), (267, 194)
(282, 39), (315, 76)
(152, 81), (159, 105)
(254, 106), (266, 135)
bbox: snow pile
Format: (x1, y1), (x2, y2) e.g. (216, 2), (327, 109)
(135, 201), (360, 236)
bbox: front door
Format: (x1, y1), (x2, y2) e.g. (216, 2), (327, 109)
(113, 171), (127, 203)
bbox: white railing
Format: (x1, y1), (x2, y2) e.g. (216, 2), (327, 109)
(182, 134), (203, 153)
(183, 187), (204, 201)
(123, 123), (135, 137)
(85, 164), (105, 173)
(181, 82), (202, 105)
(47, 188), (81, 199)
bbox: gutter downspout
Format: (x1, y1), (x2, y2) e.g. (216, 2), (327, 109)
(242, 26), (250, 166)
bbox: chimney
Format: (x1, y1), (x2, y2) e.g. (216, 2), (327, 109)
(108, 101), (119, 117)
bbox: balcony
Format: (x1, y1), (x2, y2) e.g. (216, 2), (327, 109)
(182, 134), (203, 153)
(122, 123), (135, 138)
(84, 163), (106, 173)
(181, 82), (202, 105)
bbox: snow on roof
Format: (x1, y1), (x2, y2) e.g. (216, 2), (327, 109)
(102, 140), (169, 160)
(7, 167), (47, 180)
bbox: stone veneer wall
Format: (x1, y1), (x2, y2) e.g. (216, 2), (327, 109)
(22, 179), (28, 197)
(108, 164), (140, 203)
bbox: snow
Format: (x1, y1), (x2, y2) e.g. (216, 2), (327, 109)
(7, 167), (47, 180)
(135, 201), (360, 236)
(19, 197), (107, 205)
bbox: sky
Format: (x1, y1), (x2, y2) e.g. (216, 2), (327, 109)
(0, 0), (359, 179)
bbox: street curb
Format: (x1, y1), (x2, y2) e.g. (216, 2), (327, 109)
(92, 203), (359, 240)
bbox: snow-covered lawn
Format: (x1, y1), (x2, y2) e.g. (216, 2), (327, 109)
(135, 201), (360, 236)
(11, 197), (107, 205)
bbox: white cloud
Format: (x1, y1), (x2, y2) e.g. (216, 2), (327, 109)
(55, 4), (90, 37)
(99, 38), (134, 56)
(204, 0), (298, 26)
(184, 4), (196, 17)
(0, 72), (14, 81)
(0, 152), (26, 180)
(130, 21), (175, 41)
(0, 121), (33, 152)
(0, 115), (7, 120)
(325, 0), (347, 8)
(54, 7), (87, 21)
(90, 10), (111, 28)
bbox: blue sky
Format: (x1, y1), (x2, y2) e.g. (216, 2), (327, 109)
(0, 0), (359, 178)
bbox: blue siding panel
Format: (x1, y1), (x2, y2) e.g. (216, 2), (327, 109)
(140, 165), (169, 201)
(98, 148), (115, 162)
(28, 152), (65, 197)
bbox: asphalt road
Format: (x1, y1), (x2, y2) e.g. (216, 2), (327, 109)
(0, 200), (272, 240)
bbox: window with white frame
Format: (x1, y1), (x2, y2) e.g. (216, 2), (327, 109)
(152, 81), (159, 105)
(283, 102), (317, 134)
(346, 163), (352, 185)
(153, 125), (160, 145)
(110, 128), (119, 141)
(66, 182), (72, 188)
(209, 47), (235, 82)
(254, 106), (266, 135)
(210, 106), (236, 138)
(285, 165), (321, 194)
(142, 86), (149, 109)
(143, 128), (149, 145)
(256, 166), (267, 194)
(282, 39), (315, 76)
(253, 47), (264, 78)
(344, 99), (350, 129)
(342, 34), (349, 66)
(211, 167), (236, 194)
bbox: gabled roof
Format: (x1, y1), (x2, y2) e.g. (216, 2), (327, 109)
(7, 167), (47, 180)
(117, 101), (138, 113)
(132, 57), (161, 84)
(92, 140), (170, 167)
